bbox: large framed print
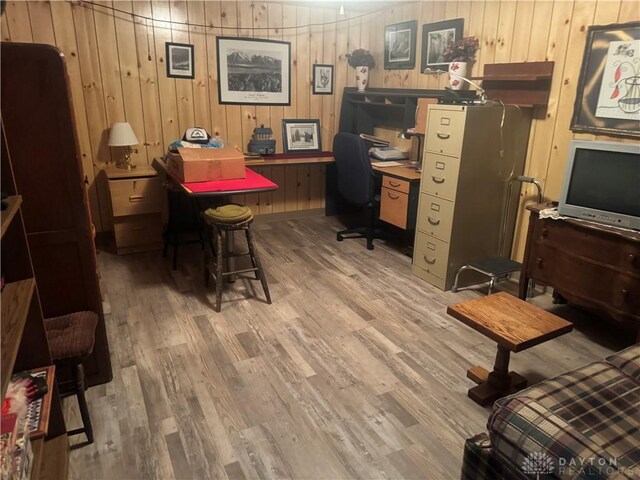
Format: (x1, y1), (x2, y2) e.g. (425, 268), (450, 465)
(420, 18), (464, 72)
(282, 119), (322, 154)
(571, 22), (640, 138)
(385, 20), (417, 70)
(216, 36), (291, 105)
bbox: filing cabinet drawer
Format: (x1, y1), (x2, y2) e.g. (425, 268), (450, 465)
(113, 214), (163, 249)
(380, 187), (409, 229)
(110, 176), (163, 217)
(413, 232), (449, 279)
(382, 175), (410, 194)
(425, 109), (465, 157)
(421, 152), (460, 201)
(417, 193), (453, 241)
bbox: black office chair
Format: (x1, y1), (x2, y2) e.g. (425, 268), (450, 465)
(333, 132), (383, 250)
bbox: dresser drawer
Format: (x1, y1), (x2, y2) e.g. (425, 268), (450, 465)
(113, 214), (162, 249)
(425, 109), (465, 157)
(533, 218), (640, 275)
(110, 176), (163, 217)
(380, 187), (409, 229)
(382, 175), (410, 194)
(417, 193), (453, 241)
(413, 232), (449, 279)
(421, 152), (460, 201)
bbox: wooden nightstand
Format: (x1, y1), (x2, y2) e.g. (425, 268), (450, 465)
(105, 165), (163, 254)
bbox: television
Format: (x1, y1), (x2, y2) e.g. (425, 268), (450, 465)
(558, 140), (640, 230)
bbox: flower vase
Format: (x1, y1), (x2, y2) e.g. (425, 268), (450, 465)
(448, 62), (468, 90)
(356, 66), (369, 92)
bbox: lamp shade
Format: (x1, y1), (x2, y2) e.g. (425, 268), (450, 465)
(108, 122), (139, 147)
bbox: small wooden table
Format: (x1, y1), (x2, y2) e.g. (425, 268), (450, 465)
(447, 292), (573, 406)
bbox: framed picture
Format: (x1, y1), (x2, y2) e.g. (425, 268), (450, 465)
(312, 64), (334, 95)
(216, 36), (291, 105)
(282, 119), (322, 154)
(385, 20), (417, 70)
(420, 18), (464, 72)
(166, 42), (194, 79)
(571, 22), (640, 138)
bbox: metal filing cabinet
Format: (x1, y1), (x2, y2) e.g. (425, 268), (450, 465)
(412, 104), (532, 291)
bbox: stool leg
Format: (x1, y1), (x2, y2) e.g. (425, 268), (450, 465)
(75, 364), (94, 445)
(172, 231), (179, 271)
(245, 227), (272, 305)
(245, 229), (259, 280)
(215, 228), (224, 312)
(203, 224), (212, 287)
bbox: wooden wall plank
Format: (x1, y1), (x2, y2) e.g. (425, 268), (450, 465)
(509, 1), (535, 62)
(268, 1), (284, 154)
(204, 1), (227, 142)
(170, 1), (196, 137)
(5, 1), (33, 42)
(27, 1), (55, 45)
(187, 1), (211, 134)
(309, 7), (323, 120)
(321, 7), (337, 148)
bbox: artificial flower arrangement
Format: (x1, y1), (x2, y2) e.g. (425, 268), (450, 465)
(346, 48), (376, 68)
(442, 36), (479, 63)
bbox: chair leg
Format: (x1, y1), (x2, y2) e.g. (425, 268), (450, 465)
(488, 276), (496, 295)
(203, 226), (212, 287)
(74, 364), (93, 445)
(366, 206), (375, 250)
(215, 229), (224, 313)
(245, 227), (272, 305)
(452, 266), (471, 293)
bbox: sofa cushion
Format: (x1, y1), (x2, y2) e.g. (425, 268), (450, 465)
(606, 344), (640, 382)
(489, 359), (640, 477)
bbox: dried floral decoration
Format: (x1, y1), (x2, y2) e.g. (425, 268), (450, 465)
(443, 36), (479, 63)
(346, 49), (376, 68)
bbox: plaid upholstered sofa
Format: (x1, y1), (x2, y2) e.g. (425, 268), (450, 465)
(461, 344), (640, 480)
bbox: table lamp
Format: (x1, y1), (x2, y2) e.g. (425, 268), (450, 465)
(108, 122), (139, 169)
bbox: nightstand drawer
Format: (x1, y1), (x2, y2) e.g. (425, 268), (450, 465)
(421, 152), (460, 201)
(425, 109), (465, 157)
(413, 232), (449, 279)
(110, 177), (163, 217)
(417, 193), (453, 241)
(382, 175), (410, 194)
(113, 214), (162, 249)
(380, 187), (409, 229)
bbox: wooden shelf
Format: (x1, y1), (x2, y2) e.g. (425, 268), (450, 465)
(349, 100), (406, 109)
(470, 73), (552, 81)
(473, 61), (554, 107)
(1, 278), (36, 398)
(32, 434), (69, 480)
(1, 195), (22, 239)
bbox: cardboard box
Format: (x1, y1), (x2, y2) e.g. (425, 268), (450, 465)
(168, 147), (246, 182)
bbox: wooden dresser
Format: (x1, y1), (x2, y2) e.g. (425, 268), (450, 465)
(412, 104), (532, 290)
(519, 205), (640, 330)
(105, 165), (163, 254)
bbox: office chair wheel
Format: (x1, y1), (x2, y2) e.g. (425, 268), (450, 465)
(337, 233), (344, 242)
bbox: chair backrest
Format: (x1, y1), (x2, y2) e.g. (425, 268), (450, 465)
(332, 132), (373, 207)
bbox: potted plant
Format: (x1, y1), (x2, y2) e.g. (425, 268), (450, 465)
(442, 36), (479, 90)
(346, 48), (376, 92)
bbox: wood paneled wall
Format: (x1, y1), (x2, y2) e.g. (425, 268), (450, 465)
(3, 0), (638, 259)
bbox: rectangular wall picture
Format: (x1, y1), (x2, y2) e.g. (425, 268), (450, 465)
(421, 18), (464, 72)
(166, 42), (194, 79)
(216, 36), (291, 105)
(385, 20), (417, 70)
(282, 119), (322, 154)
(313, 64), (334, 95)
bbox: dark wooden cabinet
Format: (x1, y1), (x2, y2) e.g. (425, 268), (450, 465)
(519, 205), (640, 330)
(1, 42), (112, 387)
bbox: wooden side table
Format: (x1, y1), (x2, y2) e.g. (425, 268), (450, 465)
(447, 292), (573, 406)
(105, 165), (164, 254)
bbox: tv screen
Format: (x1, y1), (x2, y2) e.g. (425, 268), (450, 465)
(566, 148), (640, 217)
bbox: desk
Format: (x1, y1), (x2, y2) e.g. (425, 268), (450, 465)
(371, 160), (421, 231)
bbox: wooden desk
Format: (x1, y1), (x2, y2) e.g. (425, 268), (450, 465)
(519, 204), (640, 333)
(447, 292), (573, 405)
(372, 160), (421, 231)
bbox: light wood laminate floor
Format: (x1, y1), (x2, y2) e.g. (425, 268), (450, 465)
(66, 216), (631, 480)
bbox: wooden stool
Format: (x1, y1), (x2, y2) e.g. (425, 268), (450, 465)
(43, 311), (98, 445)
(203, 205), (272, 312)
(447, 292), (573, 406)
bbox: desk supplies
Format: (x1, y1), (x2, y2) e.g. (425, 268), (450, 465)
(370, 147), (408, 161)
(371, 161), (403, 167)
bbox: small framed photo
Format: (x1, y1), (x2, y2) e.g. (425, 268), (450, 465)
(312, 64), (334, 95)
(421, 18), (464, 72)
(166, 42), (194, 79)
(385, 20), (417, 70)
(282, 119), (322, 154)
(571, 21), (640, 138)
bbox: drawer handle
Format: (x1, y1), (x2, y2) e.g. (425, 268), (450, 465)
(132, 226), (147, 231)
(387, 192), (400, 200)
(436, 133), (450, 139)
(129, 195), (145, 202)
(424, 255), (436, 265)
(536, 257), (543, 268)
(389, 180), (402, 188)
(432, 176), (445, 184)
(427, 216), (440, 225)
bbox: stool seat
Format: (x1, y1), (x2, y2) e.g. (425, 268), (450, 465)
(205, 204), (253, 224)
(44, 311), (98, 360)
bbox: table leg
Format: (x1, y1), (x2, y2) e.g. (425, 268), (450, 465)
(467, 346), (527, 406)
